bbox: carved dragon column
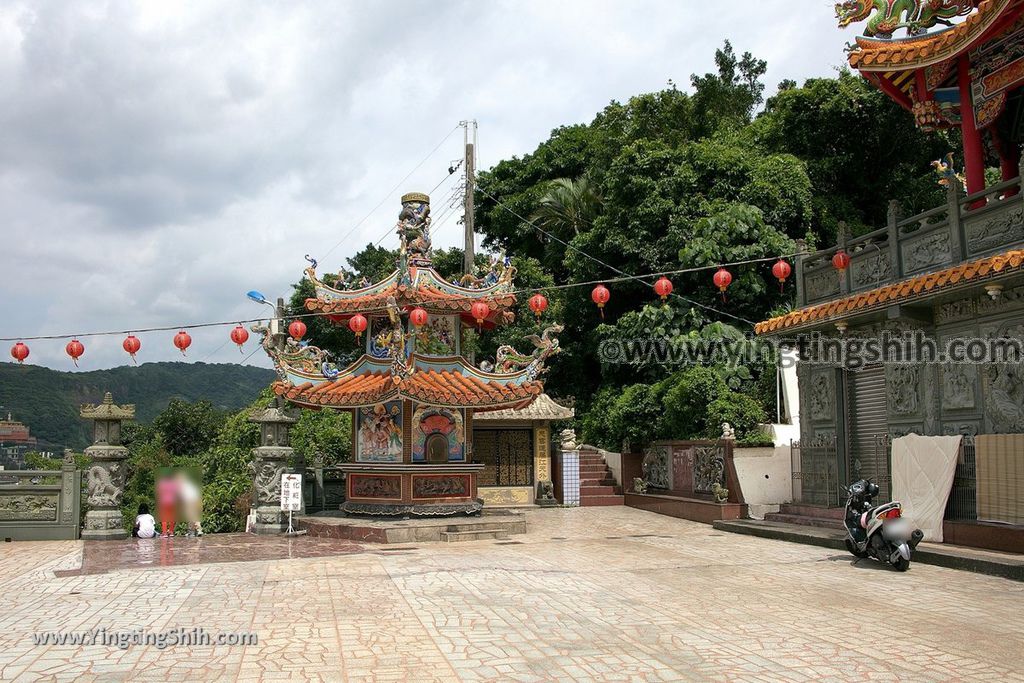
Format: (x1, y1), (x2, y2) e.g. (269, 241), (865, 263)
(250, 402), (298, 534)
(80, 393), (135, 540)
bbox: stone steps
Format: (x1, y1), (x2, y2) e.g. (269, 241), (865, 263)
(581, 495), (626, 507)
(762, 512), (845, 530)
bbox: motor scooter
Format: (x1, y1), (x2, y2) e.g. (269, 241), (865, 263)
(844, 479), (924, 572)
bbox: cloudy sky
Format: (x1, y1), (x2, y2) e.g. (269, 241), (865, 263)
(0, 1), (853, 371)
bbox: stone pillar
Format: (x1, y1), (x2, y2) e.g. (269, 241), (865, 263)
(80, 393), (135, 540)
(250, 402), (298, 534)
(534, 425), (556, 506)
(558, 428), (580, 506)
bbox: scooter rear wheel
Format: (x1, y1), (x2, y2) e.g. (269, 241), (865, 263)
(891, 556), (910, 572)
(845, 538), (869, 558)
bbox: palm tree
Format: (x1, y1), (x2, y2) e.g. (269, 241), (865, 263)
(529, 176), (602, 237)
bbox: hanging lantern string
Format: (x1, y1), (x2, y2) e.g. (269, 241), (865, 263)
(0, 251), (802, 344)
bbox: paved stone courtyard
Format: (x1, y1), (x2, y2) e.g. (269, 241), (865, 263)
(1, 507), (1022, 682)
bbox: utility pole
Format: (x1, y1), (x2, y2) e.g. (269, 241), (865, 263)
(461, 120), (477, 275)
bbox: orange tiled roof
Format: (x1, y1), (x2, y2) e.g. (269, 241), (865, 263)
(305, 283), (516, 318)
(273, 369), (542, 409)
(754, 249), (1024, 334)
(848, 0), (1014, 70)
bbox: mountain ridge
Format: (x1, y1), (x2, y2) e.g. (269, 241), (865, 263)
(0, 361), (275, 449)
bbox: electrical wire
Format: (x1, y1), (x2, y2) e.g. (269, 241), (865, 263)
(476, 186), (761, 325)
(0, 252), (804, 343)
(320, 124), (461, 261)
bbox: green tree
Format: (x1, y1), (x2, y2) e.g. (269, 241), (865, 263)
(529, 176), (603, 238)
(152, 399), (226, 457)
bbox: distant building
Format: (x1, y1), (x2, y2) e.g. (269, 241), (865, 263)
(0, 413), (39, 470)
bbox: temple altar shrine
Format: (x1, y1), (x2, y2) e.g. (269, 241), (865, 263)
(257, 192), (562, 516)
(839, 0), (1024, 193)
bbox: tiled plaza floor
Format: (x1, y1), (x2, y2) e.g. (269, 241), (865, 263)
(1, 506), (1022, 682)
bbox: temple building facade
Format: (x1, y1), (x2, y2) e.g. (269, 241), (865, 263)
(756, 1), (1024, 551)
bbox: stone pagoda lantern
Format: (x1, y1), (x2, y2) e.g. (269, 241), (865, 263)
(80, 392), (135, 540)
(249, 400), (298, 534)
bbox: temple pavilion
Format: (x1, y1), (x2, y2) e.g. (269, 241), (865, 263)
(259, 192), (562, 516)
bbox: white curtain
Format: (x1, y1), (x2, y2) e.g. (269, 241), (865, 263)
(890, 434), (962, 543)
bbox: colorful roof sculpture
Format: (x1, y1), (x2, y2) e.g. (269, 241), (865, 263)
(755, 248), (1024, 334)
(257, 192), (560, 412)
(838, 0), (1024, 124)
(472, 393), (575, 421)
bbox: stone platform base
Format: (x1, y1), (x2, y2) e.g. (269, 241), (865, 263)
(624, 492), (747, 524)
(296, 512), (527, 544)
(340, 499), (483, 518)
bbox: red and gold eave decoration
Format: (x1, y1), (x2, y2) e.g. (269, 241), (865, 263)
(123, 334), (141, 363)
(528, 293), (548, 320)
(591, 284), (610, 318)
(173, 330), (192, 356)
(230, 325), (249, 352)
(772, 258), (792, 292)
(348, 313), (367, 339)
(10, 342), (29, 364)
(713, 268), (732, 302)
(65, 338), (84, 367)
(288, 320), (307, 341)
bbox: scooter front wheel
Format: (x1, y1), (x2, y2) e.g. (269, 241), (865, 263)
(845, 538), (869, 558)
(891, 556), (911, 572)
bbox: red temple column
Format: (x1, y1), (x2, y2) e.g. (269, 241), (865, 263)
(959, 55), (986, 196)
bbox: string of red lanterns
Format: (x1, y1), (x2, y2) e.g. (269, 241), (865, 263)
(6, 253), (813, 366)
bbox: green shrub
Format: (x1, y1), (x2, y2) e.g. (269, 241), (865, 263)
(705, 393), (767, 440)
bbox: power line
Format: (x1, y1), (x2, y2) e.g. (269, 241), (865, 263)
(320, 124), (461, 261)
(0, 252), (803, 343)
(476, 186), (759, 325)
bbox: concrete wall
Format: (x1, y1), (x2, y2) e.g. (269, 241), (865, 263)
(732, 445), (793, 519)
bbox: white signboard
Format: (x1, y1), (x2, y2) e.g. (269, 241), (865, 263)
(280, 473), (303, 512)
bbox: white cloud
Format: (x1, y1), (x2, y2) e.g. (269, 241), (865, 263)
(0, 0), (852, 370)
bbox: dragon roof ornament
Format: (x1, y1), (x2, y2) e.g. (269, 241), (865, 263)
(836, 0), (975, 39)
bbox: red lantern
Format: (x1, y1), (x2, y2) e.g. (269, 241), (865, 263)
(230, 325), (249, 352)
(10, 342), (29, 364)
(288, 320), (307, 341)
(173, 330), (192, 356)
(653, 276), (673, 301)
(713, 268), (732, 302)
(348, 313), (368, 339)
(528, 293), (548, 319)
(471, 301), (490, 326)
(832, 250), (850, 273)
(409, 307), (428, 327)
(772, 259), (792, 292)
(591, 284), (610, 318)
(123, 334), (141, 363)
(65, 339), (84, 366)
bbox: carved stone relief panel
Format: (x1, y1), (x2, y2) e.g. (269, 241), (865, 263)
(809, 370), (836, 423)
(851, 252), (893, 290)
(936, 297), (976, 325)
(887, 365), (921, 417)
(901, 231), (951, 274)
(805, 268), (840, 302)
(964, 206), (1024, 256)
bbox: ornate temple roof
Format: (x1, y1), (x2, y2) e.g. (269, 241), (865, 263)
(304, 265), (517, 328)
(755, 248), (1024, 334)
(273, 354), (543, 409)
(472, 393), (574, 422)
(847, 0), (1015, 71)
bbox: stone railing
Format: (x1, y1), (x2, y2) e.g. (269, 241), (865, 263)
(797, 176), (1024, 307)
(0, 457), (81, 541)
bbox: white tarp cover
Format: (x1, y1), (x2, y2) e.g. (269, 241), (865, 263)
(890, 434), (962, 543)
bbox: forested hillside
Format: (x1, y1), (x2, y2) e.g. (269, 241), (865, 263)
(0, 362), (275, 449)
